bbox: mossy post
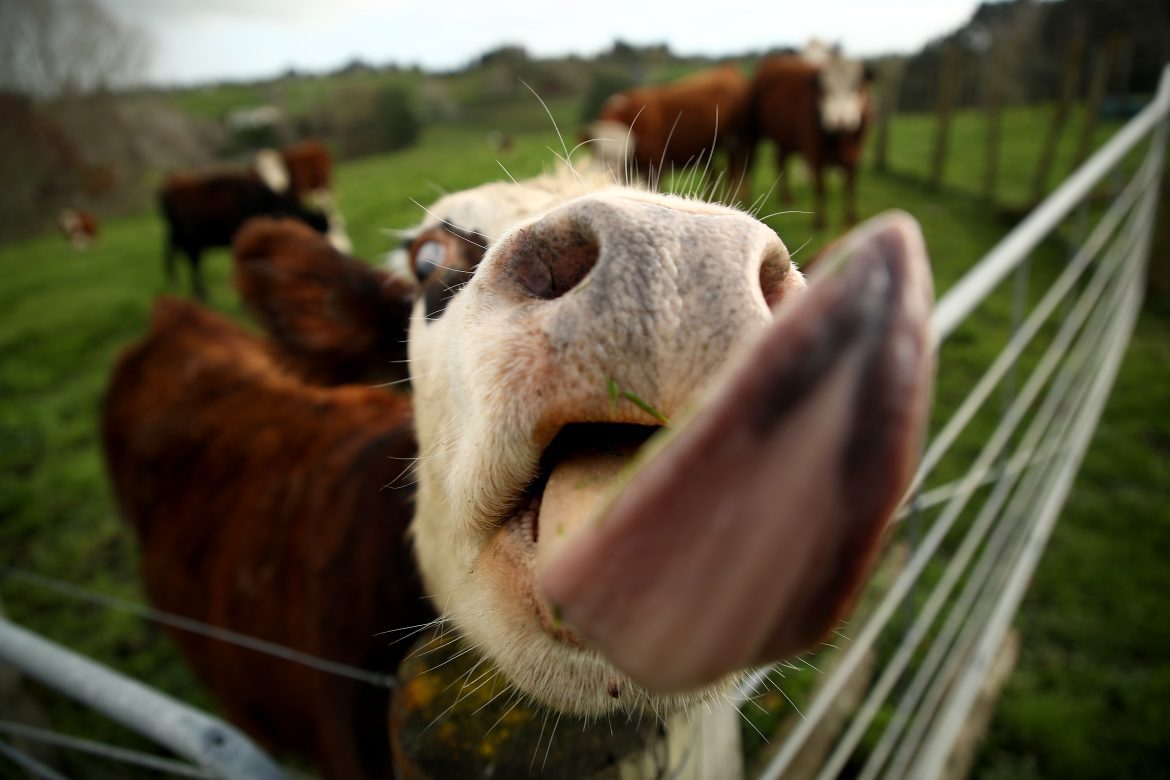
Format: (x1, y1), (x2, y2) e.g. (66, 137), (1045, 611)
(1030, 31), (1085, 203)
(1071, 34), (1121, 173)
(930, 41), (962, 190)
(981, 75), (1003, 205)
(873, 58), (902, 175)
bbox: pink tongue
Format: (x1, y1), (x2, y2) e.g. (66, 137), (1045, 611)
(536, 446), (634, 572)
(535, 212), (934, 694)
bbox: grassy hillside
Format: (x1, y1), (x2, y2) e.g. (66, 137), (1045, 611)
(0, 98), (1166, 778)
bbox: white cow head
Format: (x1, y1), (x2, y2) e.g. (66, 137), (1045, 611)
(583, 118), (637, 180)
(816, 52), (870, 134)
(401, 167), (933, 717)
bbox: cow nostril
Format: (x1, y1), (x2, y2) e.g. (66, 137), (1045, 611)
(505, 223), (600, 301)
(759, 244), (792, 309)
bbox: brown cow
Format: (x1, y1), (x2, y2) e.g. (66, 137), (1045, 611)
(105, 164), (933, 777)
(752, 49), (873, 229)
(102, 294), (430, 779)
(279, 139), (333, 197)
(588, 64), (754, 202)
(158, 168), (332, 300)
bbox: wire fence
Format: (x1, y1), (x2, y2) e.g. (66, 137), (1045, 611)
(0, 63), (1167, 780)
(746, 63), (1169, 780)
(872, 22), (1169, 210)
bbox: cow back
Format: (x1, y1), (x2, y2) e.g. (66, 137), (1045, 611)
(101, 297), (429, 779)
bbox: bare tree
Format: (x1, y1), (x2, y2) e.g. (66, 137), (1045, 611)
(0, 0), (150, 98)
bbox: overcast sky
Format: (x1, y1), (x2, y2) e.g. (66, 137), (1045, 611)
(97, 0), (984, 86)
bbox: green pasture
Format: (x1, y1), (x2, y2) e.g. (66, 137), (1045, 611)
(1, 99), (1167, 778)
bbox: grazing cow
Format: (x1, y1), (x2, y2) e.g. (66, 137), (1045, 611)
(752, 48), (873, 229)
(276, 139), (353, 254)
(587, 65), (754, 202)
(58, 208), (99, 250)
(104, 164), (933, 776)
(279, 139), (334, 197)
(158, 167), (331, 300)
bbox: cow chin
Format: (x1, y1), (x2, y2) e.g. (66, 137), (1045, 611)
(457, 511), (730, 716)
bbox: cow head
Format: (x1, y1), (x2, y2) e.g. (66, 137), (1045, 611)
(402, 170), (933, 717)
(816, 52), (871, 134)
(580, 118), (637, 181)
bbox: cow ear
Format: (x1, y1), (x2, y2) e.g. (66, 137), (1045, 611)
(233, 217), (414, 386)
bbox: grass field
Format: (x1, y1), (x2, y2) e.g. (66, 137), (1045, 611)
(1, 97), (1167, 778)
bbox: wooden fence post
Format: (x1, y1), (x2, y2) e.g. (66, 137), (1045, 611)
(982, 77), (1003, 204)
(930, 41), (962, 189)
(1030, 32), (1084, 203)
(1071, 34), (1121, 172)
(873, 59), (902, 174)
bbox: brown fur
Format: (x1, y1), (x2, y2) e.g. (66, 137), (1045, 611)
(598, 65), (753, 199)
(101, 298), (431, 779)
(279, 139), (333, 198)
(233, 218), (413, 385)
(751, 55), (871, 228)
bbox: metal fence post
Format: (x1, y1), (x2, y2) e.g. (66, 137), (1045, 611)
(0, 618), (288, 780)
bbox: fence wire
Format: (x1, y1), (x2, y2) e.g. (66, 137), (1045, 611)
(752, 63), (1169, 780)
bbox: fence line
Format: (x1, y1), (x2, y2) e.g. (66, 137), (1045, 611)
(862, 209), (1146, 780)
(0, 564), (396, 690)
(0, 720), (213, 779)
(755, 62), (1170, 780)
(0, 738), (71, 780)
(0, 617), (288, 780)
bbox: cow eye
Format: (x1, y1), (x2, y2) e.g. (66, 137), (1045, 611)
(413, 240), (445, 281)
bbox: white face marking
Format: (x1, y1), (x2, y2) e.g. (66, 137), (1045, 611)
(586, 120), (636, 178)
(817, 55), (867, 133)
(254, 148), (290, 194)
(403, 170), (803, 716)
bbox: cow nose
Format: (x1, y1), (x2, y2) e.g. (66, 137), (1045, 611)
(486, 194), (796, 312)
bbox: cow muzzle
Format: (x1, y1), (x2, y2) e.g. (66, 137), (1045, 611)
(530, 209), (934, 694)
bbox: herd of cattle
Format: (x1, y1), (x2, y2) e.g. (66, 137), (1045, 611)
(588, 41), (872, 228)
(95, 44), (922, 779)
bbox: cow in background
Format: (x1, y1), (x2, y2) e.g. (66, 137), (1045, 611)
(58, 208), (99, 251)
(158, 166), (331, 300)
(752, 44), (873, 229)
(586, 64), (754, 202)
(276, 139), (352, 254)
(159, 139), (355, 301)
(279, 139), (333, 196)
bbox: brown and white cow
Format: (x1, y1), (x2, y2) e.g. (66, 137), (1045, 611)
(752, 46), (873, 230)
(275, 139), (352, 254)
(105, 163), (932, 776)
(587, 65), (755, 203)
(159, 141), (350, 300)
(58, 208), (99, 251)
